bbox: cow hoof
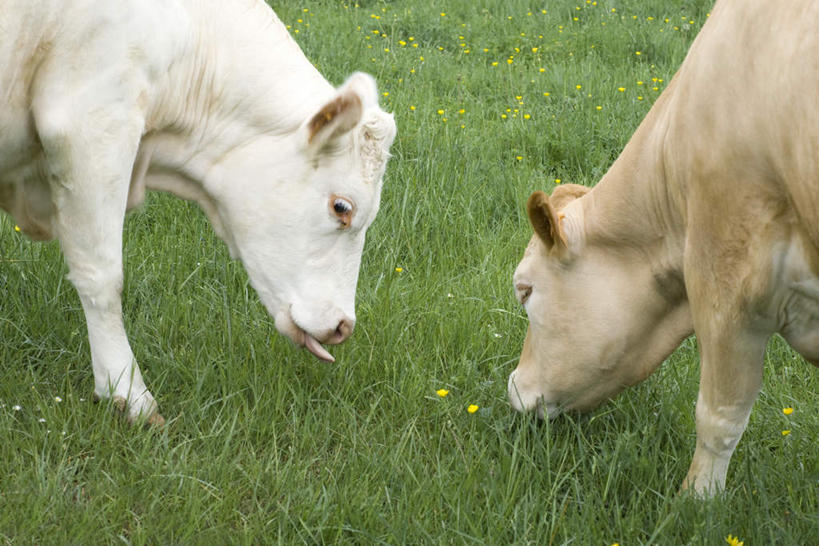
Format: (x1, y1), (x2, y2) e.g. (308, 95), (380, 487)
(143, 412), (166, 427)
(92, 394), (165, 427)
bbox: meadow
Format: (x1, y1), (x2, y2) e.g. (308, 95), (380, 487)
(1, 0), (816, 543)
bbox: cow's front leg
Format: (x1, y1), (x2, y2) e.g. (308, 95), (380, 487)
(54, 189), (162, 425)
(681, 318), (766, 496)
(37, 101), (162, 425)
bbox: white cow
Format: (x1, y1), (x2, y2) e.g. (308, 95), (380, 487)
(509, 0), (817, 495)
(0, 0), (396, 424)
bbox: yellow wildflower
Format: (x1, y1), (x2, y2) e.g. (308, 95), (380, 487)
(14, 225), (21, 232)
(725, 535), (744, 546)
(395, 267), (403, 273)
(782, 430), (791, 436)
(436, 389), (449, 398)
(783, 407), (794, 415)
(467, 404), (479, 414)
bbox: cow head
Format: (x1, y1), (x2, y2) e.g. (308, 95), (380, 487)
(208, 73), (396, 362)
(509, 184), (692, 417)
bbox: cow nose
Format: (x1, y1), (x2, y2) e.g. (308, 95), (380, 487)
(329, 316), (355, 344)
(515, 282), (533, 305)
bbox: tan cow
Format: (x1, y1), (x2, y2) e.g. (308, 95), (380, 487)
(509, 0), (818, 496)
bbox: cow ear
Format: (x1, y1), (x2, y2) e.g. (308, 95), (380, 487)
(307, 91), (362, 150)
(306, 73), (378, 151)
(526, 191), (568, 256)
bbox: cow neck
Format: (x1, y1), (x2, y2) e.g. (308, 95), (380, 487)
(579, 79), (687, 271)
(147, 0), (334, 166)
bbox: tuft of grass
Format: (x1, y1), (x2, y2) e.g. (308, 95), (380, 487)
(1, 1), (816, 543)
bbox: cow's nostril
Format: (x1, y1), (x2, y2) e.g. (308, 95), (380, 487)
(334, 318), (354, 343)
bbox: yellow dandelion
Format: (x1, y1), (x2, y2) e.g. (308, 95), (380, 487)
(596, 105), (602, 110)
(458, 108), (465, 114)
(635, 51), (642, 55)
(782, 429), (791, 436)
(516, 156), (523, 161)
(543, 92), (550, 96)
(576, 84), (582, 89)
(395, 267), (403, 273)
(440, 12), (446, 16)
(491, 61), (499, 66)
(501, 114), (507, 119)
(14, 225), (21, 232)
(409, 105), (416, 111)
(437, 109), (444, 115)
(507, 59), (514, 64)
(725, 534), (745, 546)
(618, 87), (626, 92)
(555, 178), (562, 184)
(436, 389), (450, 398)
(783, 407), (794, 415)
(532, 47), (538, 52)
(467, 404), (479, 414)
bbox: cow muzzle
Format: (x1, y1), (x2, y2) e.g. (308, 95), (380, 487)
(274, 307), (355, 363)
(507, 369), (562, 420)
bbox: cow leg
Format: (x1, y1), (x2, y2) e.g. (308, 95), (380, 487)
(681, 309), (766, 496)
(34, 99), (162, 425)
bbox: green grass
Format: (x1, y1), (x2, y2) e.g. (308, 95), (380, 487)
(1, 0), (817, 543)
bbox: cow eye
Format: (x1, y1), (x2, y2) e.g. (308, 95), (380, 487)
(333, 199), (352, 214)
(329, 195), (355, 228)
(515, 282), (533, 305)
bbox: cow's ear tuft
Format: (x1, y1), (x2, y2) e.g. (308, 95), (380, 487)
(526, 191), (568, 255)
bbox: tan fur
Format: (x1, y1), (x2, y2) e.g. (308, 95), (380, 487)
(511, 0), (818, 496)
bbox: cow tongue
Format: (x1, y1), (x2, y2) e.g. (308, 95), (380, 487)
(304, 334), (335, 363)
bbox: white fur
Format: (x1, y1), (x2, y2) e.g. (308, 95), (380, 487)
(0, 0), (396, 421)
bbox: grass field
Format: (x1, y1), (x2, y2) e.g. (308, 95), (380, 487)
(1, 0), (816, 543)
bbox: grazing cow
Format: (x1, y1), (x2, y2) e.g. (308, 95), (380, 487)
(509, 0), (817, 495)
(0, 0), (396, 424)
